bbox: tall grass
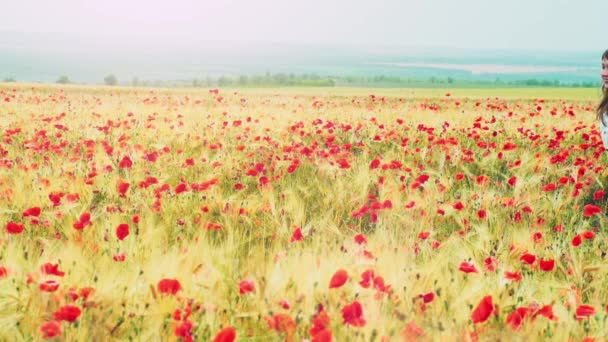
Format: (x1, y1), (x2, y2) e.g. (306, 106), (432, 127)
(0, 83), (606, 341)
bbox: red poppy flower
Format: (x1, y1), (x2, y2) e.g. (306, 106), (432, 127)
(117, 180), (130, 197)
(354, 233), (367, 245)
(175, 320), (193, 340)
(419, 291), (435, 303)
(593, 190), (605, 201)
(382, 199), (392, 209)
(119, 156), (133, 169)
(49, 192), (64, 207)
(416, 174), (430, 184)
(53, 305), (81, 323)
(40, 321), (62, 339)
(542, 183), (556, 192)
(23, 207), (41, 217)
(342, 301), (366, 327)
(311, 329), (332, 342)
(143, 151), (159, 162)
(417, 231), (430, 240)
(453, 201), (465, 210)
(175, 183), (188, 194)
(471, 295), (495, 324)
(369, 159), (381, 169)
(259, 176), (270, 186)
(73, 212), (91, 230)
(290, 227), (303, 242)
(583, 204), (602, 217)
(213, 326), (236, 342)
(116, 223), (130, 241)
(506, 307), (532, 330)
(157, 278), (182, 295)
(80, 287), (95, 299)
(113, 253), (126, 262)
(373, 275), (389, 292)
(519, 253), (536, 265)
(484, 257), (498, 272)
(504, 271), (522, 282)
(6, 221), (25, 234)
(539, 259), (555, 271)
(576, 305), (596, 320)
(359, 269), (375, 288)
(458, 261), (479, 273)
(329, 269), (349, 289)
(309, 309), (331, 339)
(287, 163), (299, 173)
(239, 279), (255, 295)
(536, 304), (557, 321)
(337, 158), (352, 169)
(41, 263), (65, 277)
(572, 234), (583, 247)
(475, 175), (488, 185)
(582, 230), (595, 240)
(39, 280), (60, 292)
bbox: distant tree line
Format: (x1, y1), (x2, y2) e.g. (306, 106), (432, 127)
(128, 73), (599, 88)
(0, 73), (599, 89)
(202, 72), (336, 87)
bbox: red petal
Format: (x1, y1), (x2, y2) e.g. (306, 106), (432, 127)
(329, 269), (349, 289)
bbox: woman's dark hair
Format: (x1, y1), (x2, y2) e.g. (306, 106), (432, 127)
(597, 49), (608, 124)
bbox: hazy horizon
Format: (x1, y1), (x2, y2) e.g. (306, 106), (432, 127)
(0, 31), (599, 85)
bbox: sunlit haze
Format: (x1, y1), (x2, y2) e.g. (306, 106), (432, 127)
(2, 0), (604, 50)
(1, 0), (606, 84)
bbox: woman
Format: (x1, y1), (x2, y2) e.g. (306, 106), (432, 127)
(598, 49), (608, 150)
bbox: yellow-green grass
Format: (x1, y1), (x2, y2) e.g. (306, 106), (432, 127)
(0, 83), (606, 341)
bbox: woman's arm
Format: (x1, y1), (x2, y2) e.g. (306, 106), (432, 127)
(601, 115), (608, 151)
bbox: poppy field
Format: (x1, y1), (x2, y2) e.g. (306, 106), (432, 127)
(1, 84), (607, 341)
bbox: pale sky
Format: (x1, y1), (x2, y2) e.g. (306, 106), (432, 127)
(1, 0), (605, 51)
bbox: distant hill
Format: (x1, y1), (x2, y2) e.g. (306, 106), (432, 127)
(0, 31), (600, 86)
